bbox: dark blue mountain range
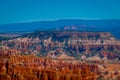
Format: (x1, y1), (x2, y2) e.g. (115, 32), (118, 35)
(0, 19), (120, 38)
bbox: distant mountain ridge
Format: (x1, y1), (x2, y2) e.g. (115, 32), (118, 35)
(0, 19), (120, 38)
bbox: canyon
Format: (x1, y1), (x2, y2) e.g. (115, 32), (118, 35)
(0, 31), (120, 80)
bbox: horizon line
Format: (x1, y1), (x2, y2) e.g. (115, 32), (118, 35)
(0, 18), (120, 26)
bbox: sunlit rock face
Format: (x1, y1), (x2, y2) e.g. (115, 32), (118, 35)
(0, 51), (120, 80)
(0, 52), (99, 80)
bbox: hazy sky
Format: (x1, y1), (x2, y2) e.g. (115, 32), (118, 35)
(0, 0), (120, 25)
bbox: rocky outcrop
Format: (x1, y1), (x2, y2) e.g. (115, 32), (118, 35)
(1, 31), (120, 60)
(0, 54), (98, 80)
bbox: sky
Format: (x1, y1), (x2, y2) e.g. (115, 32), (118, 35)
(0, 0), (120, 25)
